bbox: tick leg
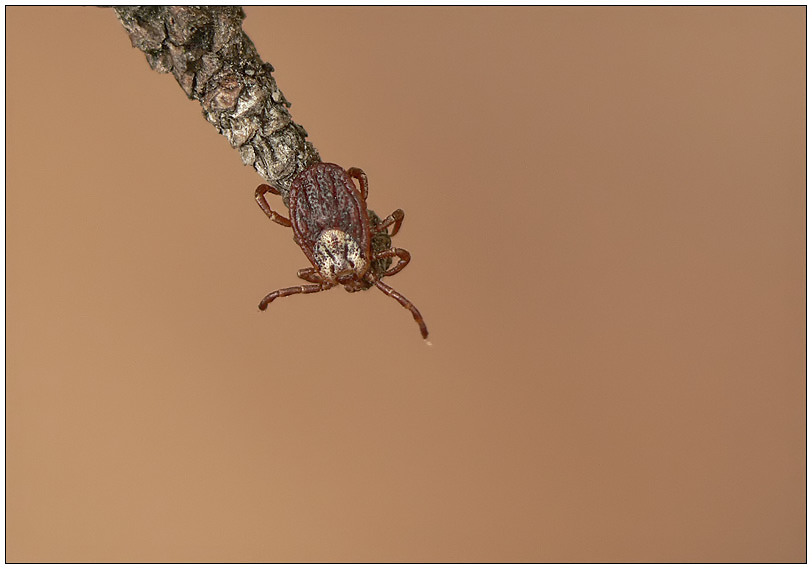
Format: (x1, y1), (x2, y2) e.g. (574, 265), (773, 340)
(373, 247), (411, 277)
(255, 184), (292, 227)
(371, 278), (428, 339)
(371, 208), (405, 237)
(258, 282), (333, 311)
(297, 267), (323, 283)
(347, 167), (368, 200)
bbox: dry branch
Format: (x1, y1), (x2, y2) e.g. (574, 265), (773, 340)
(113, 6), (396, 276)
(113, 6), (320, 203)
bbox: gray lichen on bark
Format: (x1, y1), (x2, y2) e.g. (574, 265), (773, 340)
(113, 5), (320, 203)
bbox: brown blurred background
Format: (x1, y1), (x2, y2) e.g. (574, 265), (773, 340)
(6, 6), (805, 563)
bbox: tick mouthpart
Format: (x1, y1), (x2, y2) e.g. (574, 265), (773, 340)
(341, 278), (369, 293)
(336, 269), (355, 284)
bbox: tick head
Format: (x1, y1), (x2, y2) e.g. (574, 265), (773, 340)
(313, 229), (368, 285)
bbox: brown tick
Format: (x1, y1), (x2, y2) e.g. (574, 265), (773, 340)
(255, 162), (428, 338)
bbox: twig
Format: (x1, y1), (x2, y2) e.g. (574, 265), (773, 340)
(113, 6), (397, 278)
(113, 6), (320, 204)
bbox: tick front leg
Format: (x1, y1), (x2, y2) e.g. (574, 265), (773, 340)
(371, 278), (428, 339)
(371, 209), (405, 237)
(258, 282), (333, 311)
(347, 167), (368, 200)
(373, 247), (411, 277)
(255, 184), (292, 227)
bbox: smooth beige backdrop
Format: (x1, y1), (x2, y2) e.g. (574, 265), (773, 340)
(6, 6), (805, 563)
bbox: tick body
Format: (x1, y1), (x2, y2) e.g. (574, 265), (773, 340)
(255, 162), (428, 338)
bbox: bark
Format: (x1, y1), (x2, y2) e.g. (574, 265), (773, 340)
(113, 6), (395, 276)
(113, 6), (320, 203)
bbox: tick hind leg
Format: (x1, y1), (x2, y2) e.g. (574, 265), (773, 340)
(372, 278), (428, 339)
(373, 247), (411, 277)
(347, 167), (369, 200)
(371, 209), (405, 237)
(258, 282), (333, 310)
(255, 184), (292, 227)
(346, 168), (404, 236)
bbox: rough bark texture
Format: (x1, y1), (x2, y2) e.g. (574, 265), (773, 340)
(113, 6), (320, 203)
(113, 6), (394, 275)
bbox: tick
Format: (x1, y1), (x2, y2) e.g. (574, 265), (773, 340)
(255, 162), (428, 338)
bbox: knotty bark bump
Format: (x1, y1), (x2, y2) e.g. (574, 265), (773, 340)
(113, 6), (320, 202)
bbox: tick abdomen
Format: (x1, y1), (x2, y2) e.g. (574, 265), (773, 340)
(290, 163), (369, 254)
